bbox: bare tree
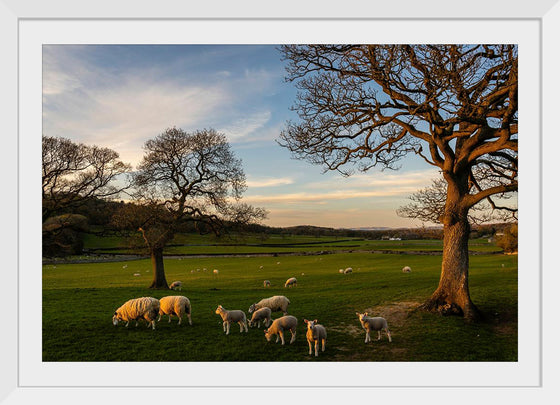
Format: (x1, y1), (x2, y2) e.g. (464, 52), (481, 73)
(279, 45), (518, 320)
(42, 135), (131, 222)
(397, 176), (517, 225)
(126, 127), (267, 289)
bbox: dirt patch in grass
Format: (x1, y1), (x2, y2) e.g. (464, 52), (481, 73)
(363, 301), (421, 327)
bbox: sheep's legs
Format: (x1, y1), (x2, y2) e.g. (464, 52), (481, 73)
(151, 320), (156, 330)
(386, 329), (392, 342)
(377, 330), (381, 340)
(177, 316), (182, 325)
(223, 321), (227, 332)
(308, 340), (313, 355)
(279, 331), (285, 345)
(365, 331), (370, 343)
(168, 314), (172, 323)
(239, 322), (244, 333)
(314, 341), (319, 356)
(322, 339), (326, 352)
(226, 322), (230, 335)
(290, 330), (296, 344)
(157, 314), (161, 322)
(187, 314), (192, 325)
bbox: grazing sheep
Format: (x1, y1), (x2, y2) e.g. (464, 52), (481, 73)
(402, 266), (411, 273)
(213, 269), (219, 275)
(339, 269), (344, 273)
(259, 265), (264, 269)
(249, 295), (291, 315)
(112, 297), (160, 330)
(356, 312), (392, 343)
(249, 307), (272, 328)
(344, 267), (353, 274)
(133, 273), (141, 277)
(122, 265), (128, 269)
(264, 315), (298, 345)
(284, 277), (297, 288)
(169, 280), (183, 291)
(263, 280), (271, 287)
(215, 305), (248, 334)
(158, 296), (192, 325)
(304, 319), (327, 357)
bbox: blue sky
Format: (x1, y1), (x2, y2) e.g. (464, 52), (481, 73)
(43, 44), (440, 229)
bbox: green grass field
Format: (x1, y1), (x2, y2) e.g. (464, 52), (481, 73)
(42, 243), (518, 362)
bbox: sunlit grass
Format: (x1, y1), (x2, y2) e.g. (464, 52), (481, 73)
(43, 251), (517, 361)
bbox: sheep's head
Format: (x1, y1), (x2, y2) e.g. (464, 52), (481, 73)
(356, 312), (367, 322)
(304, 319), (318, 331)
(248, 303), (256, 313)
(112, 311), (121, 326)
(215, 305), (224, 315)
(264, 328), (272, 342)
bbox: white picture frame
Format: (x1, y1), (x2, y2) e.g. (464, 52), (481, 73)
(2, 0), (559, 403)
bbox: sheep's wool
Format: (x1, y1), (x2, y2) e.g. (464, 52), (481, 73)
(159, 296), (190, 317)
(116, 297), (160, 322)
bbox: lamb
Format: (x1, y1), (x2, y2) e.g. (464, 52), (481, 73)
(249, 295), (291, 315)
(284, 277), (297, 288)
(169, 280), (183, 291)
(215, 305), (248, 334)
(356, 312), (392, 343)
(264, 315), (298, 345)
(402, 266), (411, 273)
(304, 319), (327, 357)
(263, 280), (271, 287)
(344, 267), (353, 274)
(249, 307), (272, 328)
(213, 269), (219, 275)
(112, 297), (160, 330)
(158, 295), (192, 325)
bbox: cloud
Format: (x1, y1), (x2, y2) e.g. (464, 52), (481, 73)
(42, 46), (282, 167)
(246, 176), (294, 188)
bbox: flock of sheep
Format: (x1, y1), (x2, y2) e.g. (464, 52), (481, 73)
(112, 265), (406, 357)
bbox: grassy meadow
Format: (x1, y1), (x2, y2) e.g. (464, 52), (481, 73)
(42, 235), (518, 362)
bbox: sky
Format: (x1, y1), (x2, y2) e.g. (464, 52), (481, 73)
(42, 44), (441, 229)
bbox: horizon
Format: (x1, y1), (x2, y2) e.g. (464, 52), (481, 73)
(42, 44), (501, 229)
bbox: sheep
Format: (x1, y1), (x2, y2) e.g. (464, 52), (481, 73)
(304, 319), (327, 357)
(339, 269), (344, 273)
(215, 305), (248, 334)
(263, 280), (271, 287)
(355, 312), (392, 343)
(158, 295), (192, 325)
(264, 315), (298, 345)
(112, 297), (160, 330)
(249, 295), (291, 316)
(344, 267), (353, 274)
(284, 277), (297, 288)
(249, 307), (272, 328)
(213, 269), (219, 275)
(169, 280), (183, 291)
(402, 266), (411, 273)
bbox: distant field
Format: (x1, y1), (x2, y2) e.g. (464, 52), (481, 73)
(43, 248), (517, 362)
(81, 233), (501, 256)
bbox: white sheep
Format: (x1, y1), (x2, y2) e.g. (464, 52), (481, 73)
(356, 312), (392, 343)
(264, 315), (298, 345)
(263, 280), (271, 287)
(249, 295), (291, 315)
(284, 277), (297, 288)
(339, 269), (344, 273)
(249, 307), (272, 328)
(304, 319), (327, 357)
(344, 267), (353, 274)
(215, 305), (248, 334)
(402, 266), (411, 273)
(112, 297), (160, 330)
(158, 295), (192, 325)
(169, 280), (183, 291)
(213, 269), (219, 275)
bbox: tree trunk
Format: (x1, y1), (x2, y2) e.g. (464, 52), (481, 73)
(421, 181), (481, 321)
(149, 247), (169, 289)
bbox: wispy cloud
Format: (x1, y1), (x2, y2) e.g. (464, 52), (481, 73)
(246, 176), (294, 188)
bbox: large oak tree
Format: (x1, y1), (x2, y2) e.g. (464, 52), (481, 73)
(122, 127), (266, 289)
(279, 45), (518, 320)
